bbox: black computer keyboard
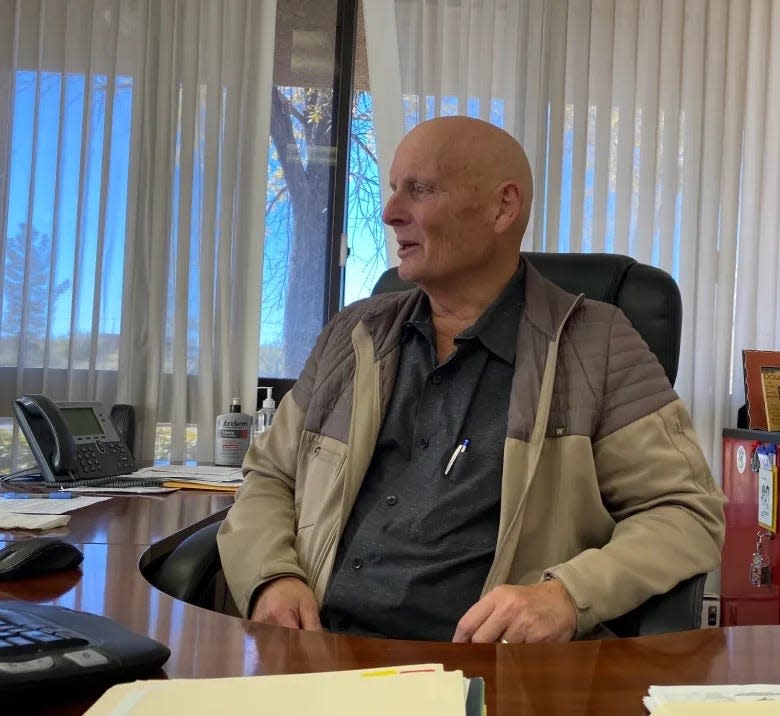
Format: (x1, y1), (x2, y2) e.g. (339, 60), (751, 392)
(0, 611), (88, 657)
(0, 601), (169, 698)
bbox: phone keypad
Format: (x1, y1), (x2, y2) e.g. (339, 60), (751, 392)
(76, 443), (134, 477)
(77, 445), (102, 474)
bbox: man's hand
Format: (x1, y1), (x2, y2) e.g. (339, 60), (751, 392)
(452, 580), (576, 644)
(250, 577), (322, 631)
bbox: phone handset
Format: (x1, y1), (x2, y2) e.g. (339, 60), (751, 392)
(15, 394), (77, 475)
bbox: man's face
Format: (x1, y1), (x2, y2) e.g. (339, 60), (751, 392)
(381, 132), (497, 288)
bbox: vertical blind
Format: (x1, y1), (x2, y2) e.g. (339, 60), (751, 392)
(0, 0), (277, 467)
(365, 0), (780, 477)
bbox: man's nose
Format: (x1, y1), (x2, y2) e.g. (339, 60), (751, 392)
(382, 191), (407, 227)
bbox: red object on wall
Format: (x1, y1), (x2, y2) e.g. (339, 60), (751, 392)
(721, 428), (780, 626)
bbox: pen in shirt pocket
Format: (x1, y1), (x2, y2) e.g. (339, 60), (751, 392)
(444, 438), (470, 476)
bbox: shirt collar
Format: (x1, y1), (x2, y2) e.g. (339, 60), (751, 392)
(456, 261), (525, 364)
(402, 261), (525, 364)
(403, 292), (434, 345)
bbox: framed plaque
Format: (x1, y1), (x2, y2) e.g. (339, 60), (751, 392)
(743, 350), (780, 431)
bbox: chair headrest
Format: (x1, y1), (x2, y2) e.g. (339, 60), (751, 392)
(371, 252), (682, 385)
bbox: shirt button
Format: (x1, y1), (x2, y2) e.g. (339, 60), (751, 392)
(418, 438), (429, 449)
(351, 557), (363, 570)
(431, 374), (442, 384)
(386, 495), (398, 506)
(334, 616), (351, 631)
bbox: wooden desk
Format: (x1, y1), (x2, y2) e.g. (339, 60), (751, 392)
(2, 492), (780, 715)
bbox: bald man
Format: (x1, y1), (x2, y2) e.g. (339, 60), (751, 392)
(218, 117), (725, 643)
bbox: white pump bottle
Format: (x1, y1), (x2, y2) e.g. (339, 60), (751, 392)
(253, 386), (276, 440)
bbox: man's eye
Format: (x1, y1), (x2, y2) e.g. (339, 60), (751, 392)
(411, 184), (429, 196)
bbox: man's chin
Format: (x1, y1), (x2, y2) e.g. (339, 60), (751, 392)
(396, 262), (417, 284)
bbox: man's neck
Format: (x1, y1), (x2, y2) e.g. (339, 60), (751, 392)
(423, 264), (518, 325)
(422, 263), (519, 362)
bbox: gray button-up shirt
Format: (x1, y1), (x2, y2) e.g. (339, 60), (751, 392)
(321, 265), (525, 641)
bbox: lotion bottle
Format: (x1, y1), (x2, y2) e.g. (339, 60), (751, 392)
(253, 386), (277, 440)
(214, 398), (252, 467)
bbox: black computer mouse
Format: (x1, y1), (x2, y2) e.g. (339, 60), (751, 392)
(0, 537), (84, 580)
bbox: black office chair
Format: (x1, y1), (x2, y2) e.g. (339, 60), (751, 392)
(152, 252), (704, 637)
(372, 252), (682, 386)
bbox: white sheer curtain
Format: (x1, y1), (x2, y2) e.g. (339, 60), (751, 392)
(0, 0), (276, 468)
(364, 0), (780, 478)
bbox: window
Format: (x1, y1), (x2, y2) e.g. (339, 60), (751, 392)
(0, 0), (386, 472)
(261, 0), (387, 379)
(2, 70), (131, 372)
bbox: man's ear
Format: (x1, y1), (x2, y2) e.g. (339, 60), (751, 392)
(493, 180), (523, 233)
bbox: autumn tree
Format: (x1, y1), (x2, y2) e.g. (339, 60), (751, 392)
(265, 87), (384, 377)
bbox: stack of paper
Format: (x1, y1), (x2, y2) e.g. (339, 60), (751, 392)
(85, 664), (484, 716)
(0, 513), (70, 530)
(645, 685), (780, 715)
(134, 465), (244, 492)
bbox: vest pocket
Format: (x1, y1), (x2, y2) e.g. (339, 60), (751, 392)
(295, 440), (346, 531)
(294, 439), (347, 590)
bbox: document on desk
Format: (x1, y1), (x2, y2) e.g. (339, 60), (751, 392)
(84, 663), (482, 716)
(645, 684), (780, 714)
(0, 495), (110, 515)
(134, 465), (244, 491)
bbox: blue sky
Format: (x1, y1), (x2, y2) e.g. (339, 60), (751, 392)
(5, 71), (128, 339)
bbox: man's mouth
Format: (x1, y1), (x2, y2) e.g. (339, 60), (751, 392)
(397, 240), (418, 257)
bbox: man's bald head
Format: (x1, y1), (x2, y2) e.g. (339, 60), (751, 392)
(383, 116), (534, 297)
(398, 116), (533, 241)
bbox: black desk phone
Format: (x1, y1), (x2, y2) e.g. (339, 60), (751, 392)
(13, 395), (137, 484)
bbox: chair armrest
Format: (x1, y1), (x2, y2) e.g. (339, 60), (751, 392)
(605, 573), (706, 637)
(153, 520), (223, 609)
(636, 573), (706, 636)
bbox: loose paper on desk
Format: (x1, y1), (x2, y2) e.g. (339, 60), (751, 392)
(0, 495), (110, 515)
(652, 703), (780, 715)
(84, 664), (476, 716)
(645, 684), (780, 714)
